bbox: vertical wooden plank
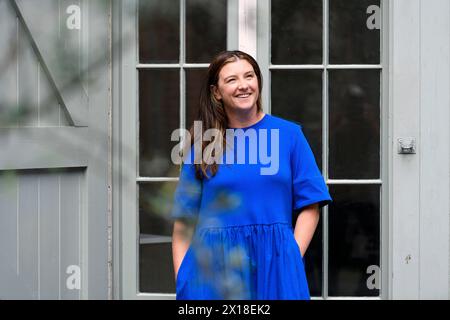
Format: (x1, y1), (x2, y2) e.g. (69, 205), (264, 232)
(120, 0), (139, 299)
(256, 0), (270, 114)
(79, 168), (88, 299)
(18, 18), (39, 127)
(112, 0), (123, 299)
(381, 0), (392, 300)
(391, 0), (421, 299)
(0, 172), (19, 298)
(39, 173), (60, 299)
(87, 0), (110, 299)
(238, 0), (257, 59)
(60, 170), (80, 299)
(419, 0), (450, 299)
(227, 0), (239, 50)
(0, 1), (18, 127)
(17, 172), (39, 299)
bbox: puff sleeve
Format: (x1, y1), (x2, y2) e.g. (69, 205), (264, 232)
(291, 125), (332, 212)
(170, 149), (202, 221)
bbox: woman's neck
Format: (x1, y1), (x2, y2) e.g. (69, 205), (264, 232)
(226, 109), (265, 129)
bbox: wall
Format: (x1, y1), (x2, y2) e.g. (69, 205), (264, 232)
(390, 0), (450, 299)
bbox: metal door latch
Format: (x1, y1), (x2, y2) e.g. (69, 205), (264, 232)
(397, 137), (416, 154)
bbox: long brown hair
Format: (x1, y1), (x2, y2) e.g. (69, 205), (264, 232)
(185, 50), (263, 180)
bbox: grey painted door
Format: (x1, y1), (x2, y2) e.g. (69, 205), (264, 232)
(0, 0), (110, 299)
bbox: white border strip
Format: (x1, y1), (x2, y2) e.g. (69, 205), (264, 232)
(238, 0), (257, 58)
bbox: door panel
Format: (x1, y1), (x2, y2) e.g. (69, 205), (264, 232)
(11, 0), (88, 126)
(0, 0), (71, 128)
(0, 169), (86, 299)
(135, 0), (228, 297)
(259, 0), (383, 298)
(0, 0), (110, 299)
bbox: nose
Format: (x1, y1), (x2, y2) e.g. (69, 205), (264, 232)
(237, 78), (249, 90)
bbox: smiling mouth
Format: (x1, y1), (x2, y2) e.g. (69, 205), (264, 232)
(236, 93), (251, 98)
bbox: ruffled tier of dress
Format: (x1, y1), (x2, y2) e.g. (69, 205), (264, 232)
(176, 222), (310, 300)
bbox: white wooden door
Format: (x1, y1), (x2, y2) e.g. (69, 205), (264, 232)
(0, 0), (110, 299)
(115, 0), (237, 299)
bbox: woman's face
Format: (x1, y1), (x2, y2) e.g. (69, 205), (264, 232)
(212, 59), (259, 114)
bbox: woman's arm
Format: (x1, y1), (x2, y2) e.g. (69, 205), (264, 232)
(293, 203), (320, 257)
(172, 219), (193, 281)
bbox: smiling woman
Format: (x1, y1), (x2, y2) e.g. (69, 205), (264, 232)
(182, 51), (265, 179)
(171, 50), (332, 300)
(211, 59), (260, 123)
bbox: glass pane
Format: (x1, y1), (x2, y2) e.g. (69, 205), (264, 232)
(186, 68), (207, 129)
(297, 210), (323, 297)
(329, 0), (381, 64)
(328, 184), (381, 297)
(272, 0), (322, 64)
(139, 182), (177, 236)
(139, 0), (180, 63)
(139, 242), (175, 293)
(329, 70), (380, 179)
(139, 69), (180, 177)
(139, 182), (177, 293)
(186, 0), (227, 63)
(271, 70), (323, 169)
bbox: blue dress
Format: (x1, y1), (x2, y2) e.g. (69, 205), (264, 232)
(171, 114), (332, 300)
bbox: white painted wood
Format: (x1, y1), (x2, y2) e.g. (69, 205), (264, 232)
(390, 0), (421, 299)
(0, 0), (110, 300)
(390, 0), (450, 299)
(327, 179), (382, 184)
(238, 0), (257, 59)
(0, 170), (86, 300)
(39, 174), (60, 299)
(11, 0), (88, 126)
(381, 0), (392, 300)
(60, 171), (81, 299)
(227, 0), (239, 50)
(39, 61), (66, 127)
(85, 0), (110, 299)
(418, 0), (450, 299)
(0, 127), (89, 170)
(118, 0), (139, 300)
(0, 0), (19, 128)
(112, 0), (122, 300)
(256, 0), (270, 113)
(0, 0), (69, 128)
(17, 6), (39, 127)
(0, 173), (19, 298)
(37, 2), (70, 127)
(18, 173), (39, 299)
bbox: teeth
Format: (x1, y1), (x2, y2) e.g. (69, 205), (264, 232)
(237, 94), (250, 98)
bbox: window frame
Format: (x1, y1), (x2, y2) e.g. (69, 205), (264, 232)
(114, 0), (238, 299)
(256, 0), (390, 300)
(113, 0), (390, 300)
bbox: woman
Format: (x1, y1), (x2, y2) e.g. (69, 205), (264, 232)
(171, 50), (332, 300)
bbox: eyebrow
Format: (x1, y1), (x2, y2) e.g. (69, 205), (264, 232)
(223, 71), (255, 82)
